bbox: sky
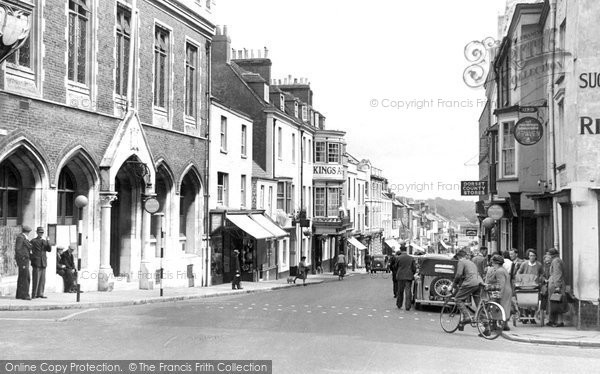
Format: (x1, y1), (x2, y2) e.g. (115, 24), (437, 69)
(214, 0), (509, 200)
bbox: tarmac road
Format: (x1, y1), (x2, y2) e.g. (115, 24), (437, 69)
(2, 273), (599, 374)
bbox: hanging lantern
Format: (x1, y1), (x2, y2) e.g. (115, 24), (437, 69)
(0, 1), (33, 64)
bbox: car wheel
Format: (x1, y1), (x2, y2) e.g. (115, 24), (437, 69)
(430, 276), (454, 299)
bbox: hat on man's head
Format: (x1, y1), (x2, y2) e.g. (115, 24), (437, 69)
(68, 243), (77, 251)
(22, 225), (32, 233)
(36, 226), (44, 233)
(57, 246), (65, 252)
(548, 248), (559, 256)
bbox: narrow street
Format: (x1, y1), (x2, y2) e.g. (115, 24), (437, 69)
(2, 275), (599, 373)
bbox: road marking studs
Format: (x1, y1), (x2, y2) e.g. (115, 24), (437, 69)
(248, 307), (253, 310)
(386, 310), (391, 313)
(384, 316), (389, 318)
(277, 309), (282, 311)
(337, 312), (343, 315)
(262, 308), (268, 311)
(307, 311), (312, 313)
(322, 311), (327, 314)
(372, 309), (377, 311)
(292, 310), (297, 312)
(415, 318), (420, 321)
(367, 314), (373, 317)
(430, 319), (435, 322)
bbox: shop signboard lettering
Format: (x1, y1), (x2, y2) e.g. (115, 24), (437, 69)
(313, 165), (344, 181)
(460, 181), (488, 196)
(465, 229), (478, 236)
(514, 117), (543, 145)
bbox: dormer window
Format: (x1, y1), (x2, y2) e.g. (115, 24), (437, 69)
(280, 94), (285, 111)
(302, 106), (308, 121)
(294, 102), (298, 118)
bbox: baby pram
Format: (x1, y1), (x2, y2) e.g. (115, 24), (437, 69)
(512, 273), (544, 327)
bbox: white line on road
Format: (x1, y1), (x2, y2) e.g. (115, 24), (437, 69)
(0, 317), (54, 321)
(56, 308), (98, 322)
(163, 335), (177, 348)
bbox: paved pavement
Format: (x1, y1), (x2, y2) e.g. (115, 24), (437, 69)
(503, 324), (600, 347)
(2, 269), (599, 348)
(0, 271), (348, 311)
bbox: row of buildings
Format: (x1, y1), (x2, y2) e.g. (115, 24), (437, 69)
(0, 0), (466, 295)
(476, 0), (600, 327)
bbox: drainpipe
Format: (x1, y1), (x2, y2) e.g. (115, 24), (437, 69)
(550, 0), (559, 250)
(204, 40), (211, 287)
(300, 127), (304, 260)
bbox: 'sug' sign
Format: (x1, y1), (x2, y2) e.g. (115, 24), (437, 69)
(313, 165), (344, 180)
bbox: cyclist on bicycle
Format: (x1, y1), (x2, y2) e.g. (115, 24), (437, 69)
(449, 250), (484, 324)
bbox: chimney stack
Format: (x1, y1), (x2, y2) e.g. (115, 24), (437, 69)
(212, 24), (231, 64)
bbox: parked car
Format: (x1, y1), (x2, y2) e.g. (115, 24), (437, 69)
(370, 255), (389, 273)
(412, 254), (457, 309)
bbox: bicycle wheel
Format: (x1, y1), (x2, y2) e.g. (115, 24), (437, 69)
(440, 301), (460, 333)
(476, 302), (504, 340)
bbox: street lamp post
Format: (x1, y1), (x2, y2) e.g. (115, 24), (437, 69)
(74, 195), (88, 302)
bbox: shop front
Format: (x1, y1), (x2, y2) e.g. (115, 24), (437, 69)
(210, 211), (287, 285)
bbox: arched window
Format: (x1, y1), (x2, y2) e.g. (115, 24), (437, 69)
(57, 168), (76, 225)
(0, 163), (21, 226)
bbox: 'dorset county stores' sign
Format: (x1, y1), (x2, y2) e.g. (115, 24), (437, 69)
(313, 165), (344, 180)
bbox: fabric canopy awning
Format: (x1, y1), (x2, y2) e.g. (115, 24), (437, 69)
(385, 239), (400, 251)
(409, 242), (426, 253)
(226, 214), (274, 240)
(348, 236), (366, 250)
(251, 214), (289, 238)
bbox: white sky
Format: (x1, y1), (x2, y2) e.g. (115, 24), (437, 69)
(215, 0), (508, 200)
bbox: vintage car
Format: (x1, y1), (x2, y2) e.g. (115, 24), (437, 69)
(412, 254), (458, 309)
(370, 255), (389, 273)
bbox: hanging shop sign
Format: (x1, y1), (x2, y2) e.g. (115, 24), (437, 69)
(487, 204), (504, 220)
(460, 181), (488, 196)
(514, 117), (543, 145)
(465, 229), (478, 236)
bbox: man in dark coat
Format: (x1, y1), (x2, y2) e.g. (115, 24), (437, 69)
(30, 227), (51, 298)
(56, 247), (75, 293)
(231, 249), (243, 290)
(395, 246), (416, 310)
(14, 225), (32, 300)
(60, 244), (79, 293)
(389, 250), (400, 298)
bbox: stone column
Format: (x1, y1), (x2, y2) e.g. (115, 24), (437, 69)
(139, 193), (156, 289)
(98, 192), (118, 291)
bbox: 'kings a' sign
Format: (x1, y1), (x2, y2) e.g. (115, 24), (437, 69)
(313, 165), (344, 181)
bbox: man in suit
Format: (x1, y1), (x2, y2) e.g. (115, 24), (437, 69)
(30, 226), (51, 298)
(14, 225), (32, 300)
(395, 246), (416, 310)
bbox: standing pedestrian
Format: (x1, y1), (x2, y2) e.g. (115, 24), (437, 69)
(231, 249), (243, 290)
(547, 248), (567, 327)
(472, 246), (488, 279)
(336, 251), (347, 280)
(294, 256), (308, 286)
(30, 227), (51, 298)
(364, 252), (371, 273)
(487, 254), (513, 330)
(14, 225), (32, 300)
(509, 249), (524, 278)
(389, 249), (400, 298)
(395, 246), (416, 310)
